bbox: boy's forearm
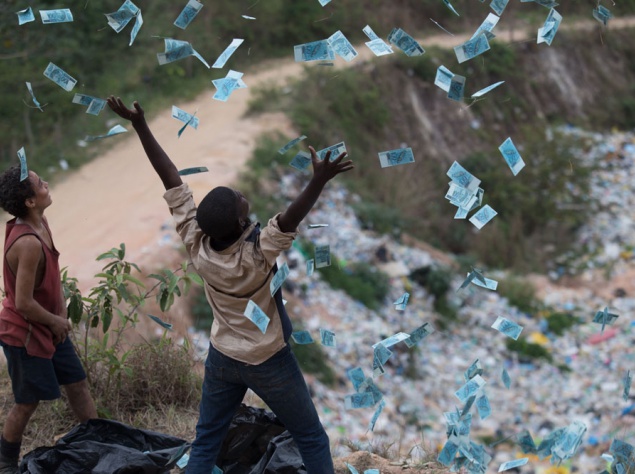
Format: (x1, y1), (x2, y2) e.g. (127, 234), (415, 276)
(278, 177), (326, 233)
(132, 119), (183, 190)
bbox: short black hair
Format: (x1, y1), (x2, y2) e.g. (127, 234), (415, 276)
(0, 166), (34, 218)
(196, 186), (240, 241)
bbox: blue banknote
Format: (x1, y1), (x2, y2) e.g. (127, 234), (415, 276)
(306, 259), (315, 276)
(469, 204), (497, 229)
(315, 244), (331, 268)
(442, 0), (460, 16)
(174, 0), (203, 29)
(212, 70), (247, 102)
(447, 74), (466, 101)
(499, 137), (525, 175)
(372, 343), (392, 377)
(213, 38), (244, 68)
(85, 125), (128, 142)
(470, 273), (498, 290)
(344, 392), (374, 410)
(358, 377), (383, 404)
(289, 151), (312, 171)
(404, 322), (434, 348)
(43, 62), (77, 91)
(517, 430), (537, 454)
(347, 367), (365, 392)
(40, 9), (73, 24)
(73, 94), (106, 115)
(437, 438), (459, 466)
(346, 463), (359, 474)
(158, 39), (210, 68)
(501, 368), (511, 388)
(320, 328), (336, 347)
(471, 13), (499, 39)
(294, 40), (335, 62)
(316, 142), (347, 161)
(455, 374), (486, 403)
(435, 65), (454, 92)
(491, 316), (523, 340)
(270, 262), (289, 296)
(362, 25), (380, 41)
(172, 106), (200, 130)
(490, 0), (509, 16)
(537, 9), (562, 46)
(624, 370), (632, 401)
(475, 393), (491, 420)
(368, 399), (386, 432)
(393, 292), (409, 310)
(106, 0), (139, 33)
(244, 300), (270, 334)
(471, 80), (505, 98)
(17, 148), (28, 182)
(372, 332), (410, 349)
(242, 15), (256, 20)
(464, 359), (483, 381)
(278, 135), (307, 154)
(499, 458), (528, 471)
(365, 38), (394, 57)
(593, 5), (612, 25)
(378, 147), (415, 168)
(128, 11), (143, 46)
(318, 0), (332, 5)
(291, 330), (315, 344)
(16, 7), (35, 25)
(25, 82), (43, 112)
(593, 306), (619, 332)
(454, 33), (490, 63)
(387, 28), (425, 56)
(327, 30), (358, 62)
(447, 161), (481, 193)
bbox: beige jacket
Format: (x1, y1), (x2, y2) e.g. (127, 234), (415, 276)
(164, 184), (297, 364)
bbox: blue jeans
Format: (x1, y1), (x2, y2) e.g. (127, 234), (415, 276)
(186, 343), (333, 474)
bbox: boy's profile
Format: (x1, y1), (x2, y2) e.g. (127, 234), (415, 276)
(107, 95), (353, 474)
(0, 166), (96, 474)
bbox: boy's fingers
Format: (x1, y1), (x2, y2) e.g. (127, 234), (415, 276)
(330, 151), (347, 165)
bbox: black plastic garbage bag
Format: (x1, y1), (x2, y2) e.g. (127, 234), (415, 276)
(217, 405), (306, 474)
(20, 419), (190, 474)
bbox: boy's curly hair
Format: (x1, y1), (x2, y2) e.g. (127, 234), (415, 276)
(0, 166), (34, 218)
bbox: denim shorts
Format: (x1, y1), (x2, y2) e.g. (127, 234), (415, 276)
(1, 337), (87, 404)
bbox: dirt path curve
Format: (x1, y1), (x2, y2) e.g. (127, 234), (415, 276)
(4, 16), (635, 293)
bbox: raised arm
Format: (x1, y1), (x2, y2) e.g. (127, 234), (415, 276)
(277, 146), (353, 233)
(107, 96), (183, 190)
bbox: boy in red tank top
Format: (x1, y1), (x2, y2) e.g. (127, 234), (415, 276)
(0, 166), (96, 473)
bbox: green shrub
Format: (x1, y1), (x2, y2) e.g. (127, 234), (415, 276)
(353, 201), (407, 237)
(409, 266), (453, 299)
(291, 341), (336, 387)
(546, 312), (581, 336)
(506, 338), (553, 363)
(497, 276), (539, 315)
(319, 260), (390, 311)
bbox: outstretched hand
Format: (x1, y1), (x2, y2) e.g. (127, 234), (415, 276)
(107, 96), (145, 125)
(309, 146), (354, 184)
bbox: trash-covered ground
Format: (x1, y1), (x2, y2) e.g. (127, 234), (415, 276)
(176, 128), (635, 473)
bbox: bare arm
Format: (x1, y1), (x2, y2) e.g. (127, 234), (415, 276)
(277, 146), (353, 233)
(107, 96), (183, 190)
(12, 236), (71, 344)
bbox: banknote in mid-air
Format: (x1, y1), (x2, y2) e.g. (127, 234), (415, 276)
(172, 105), (199, 136)
(344, 392), (374, 410)
(471, 81), (505, 98)
(455, 374), (486, 403)
(85, 125), (128, 142)
(291, 330), (315, 344)
(368, 399), (386, 432)
(147, 314), (173, 330)
(490, 0), (509, 16)
(294, 40), (335, 62)
(315, 244), (331, 268)
(378, 147), (415, 168)
(17, 148), (28, 181)
(447, 74), (466, 101)
(454, 33), (490, 64)
(319, 328), (336, 347)
(43, 62), (77, 92)
(387, 28), (425, 56)
(16, 7), (35, 25)
(316, 142), (347, 161)
(73, 94), (107, 116)
(537, 8), (562, 46)
(472, 13), (499, 40)
(212, 70), (247, 101)
(435, 65), (454, 92)
(289, 151), (312, 171)
(158, 38), (210, 68)
(327, 30), (358, 62)
(25, 82), (43, 112)
(174, 0), (203, 29)
(491, 316), (523, 340)
(40, 9), (74, 24)
(498, 458), (528, 472)
(404, 322), (434, 348)
(447, 161), (481, 193)
(499, 137), (525, 175)
(469, 204), (497, 229)
(243, 300), (270, 334)
(213, 38), (244, 68)
(178, 167), (208, 176)
(278, 135), (307, 154)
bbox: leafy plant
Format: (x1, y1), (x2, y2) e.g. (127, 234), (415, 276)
(62, 243), (202, 413)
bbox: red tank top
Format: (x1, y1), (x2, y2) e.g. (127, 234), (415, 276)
(0, 218), (62, 358)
